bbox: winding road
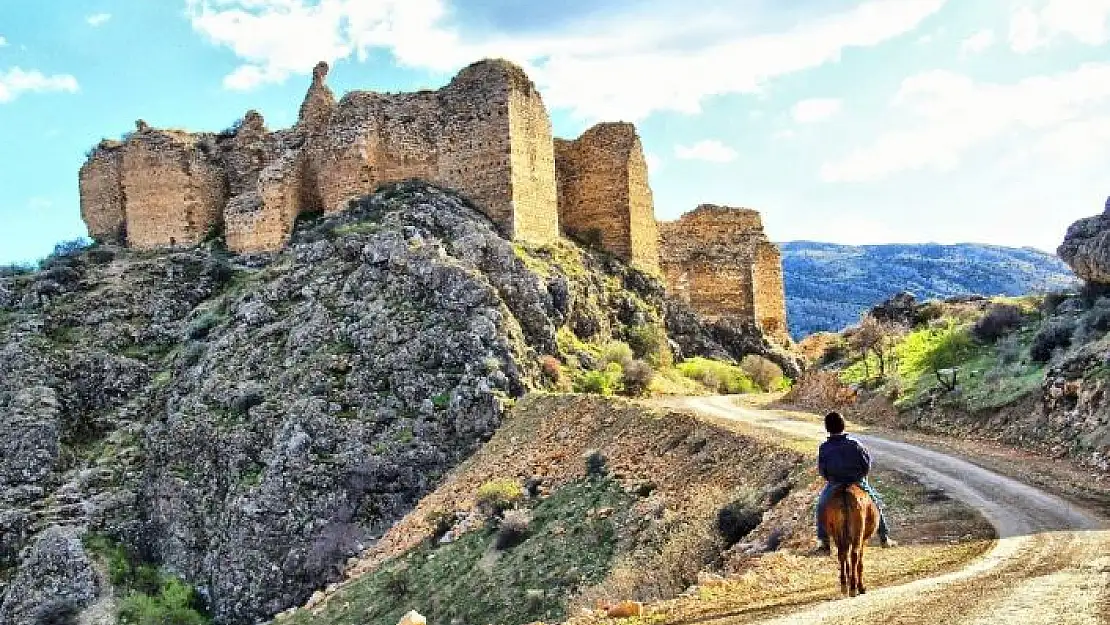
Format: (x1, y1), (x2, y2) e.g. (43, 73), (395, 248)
(665, 396), (1110, 625)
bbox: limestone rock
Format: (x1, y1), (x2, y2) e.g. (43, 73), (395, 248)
(0, 527), (99, 625)
(1059, 197), (1110, 284)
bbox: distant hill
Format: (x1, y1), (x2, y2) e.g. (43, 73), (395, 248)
(781, 242), (1078, 339)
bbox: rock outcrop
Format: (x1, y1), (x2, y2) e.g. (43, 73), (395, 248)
(2, 182), (783, 624)
(1059, 196), (1110, 284)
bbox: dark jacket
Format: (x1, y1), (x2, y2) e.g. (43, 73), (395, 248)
(818, 434), (872, 484)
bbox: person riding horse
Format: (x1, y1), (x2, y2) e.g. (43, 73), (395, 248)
(815, 412), (897, 553)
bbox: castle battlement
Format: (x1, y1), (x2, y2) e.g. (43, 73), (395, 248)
(78, 59), (787, 338)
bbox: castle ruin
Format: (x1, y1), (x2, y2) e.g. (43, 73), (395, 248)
(79, 59), (788, 339)
(660, 205), (788, 340)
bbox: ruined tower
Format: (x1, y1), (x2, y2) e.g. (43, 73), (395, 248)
(659, 205), (788, 340)
(554, 123), (659, 273)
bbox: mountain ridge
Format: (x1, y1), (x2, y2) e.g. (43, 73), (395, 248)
(780, 241), (1076, 338)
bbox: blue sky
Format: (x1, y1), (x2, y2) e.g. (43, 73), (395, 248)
(1, 0), (1109, 264)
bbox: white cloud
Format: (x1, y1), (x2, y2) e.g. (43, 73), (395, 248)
(675, 140), (738, 163)
(820, 63), (1110, 182)
(0, 36), (8, 47)
(185, 0), (948, 119)
(1009, 0), (1110, 52)
(792, 98), (842, 123)
(960, 28), (995, 54)
(644, 152), (664, 173)
(86, 13), (112, 27)
(0, 67), (80, 103)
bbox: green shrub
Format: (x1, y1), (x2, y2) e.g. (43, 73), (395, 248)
(1031, 319), (1076, 363)
(676, 358), (758, 394)
(495, 509), (532, 550)
(476, 479), (524, 516)
(620, 359), (654, 397)
(971, 304), (1024, 343)
(117, 578), (207, 625)
(895, 323), (976, 380)
(601, 342), (634, 368)
(583, 449), (608, 478)
(573, 362), (624, 396)
(625, 325), (666, 365)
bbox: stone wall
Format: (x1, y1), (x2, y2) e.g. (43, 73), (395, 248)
(78, 148), (126, 244)
(75, 59), (787, 340)
(660, 205), (788, 340)
(554, 123), (659, 272)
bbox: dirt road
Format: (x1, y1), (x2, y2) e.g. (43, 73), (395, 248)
(666, 396), (1110, 625)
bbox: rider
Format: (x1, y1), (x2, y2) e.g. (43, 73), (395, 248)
(815, 411), (896, 553)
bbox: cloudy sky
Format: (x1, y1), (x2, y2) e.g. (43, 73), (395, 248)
(1, 0), (1109, 264)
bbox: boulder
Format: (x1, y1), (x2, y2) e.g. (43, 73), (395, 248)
(1058, 197), (1110, 284)
(398, 609), (427, 625)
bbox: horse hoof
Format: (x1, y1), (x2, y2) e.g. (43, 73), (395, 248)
(849, 589), (859, 598)
(840, 584), (849, 595)
(858, 587), (867, 595)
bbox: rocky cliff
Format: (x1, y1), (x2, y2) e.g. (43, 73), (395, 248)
(1059, 196), (1110, 285)
(0, 181), (792, 624)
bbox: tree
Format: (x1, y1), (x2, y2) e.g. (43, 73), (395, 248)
(848, 316), (906, 381)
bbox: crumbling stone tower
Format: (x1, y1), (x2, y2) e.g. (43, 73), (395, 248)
(659, 205), (788, 339)
(555, 123), (660, 273)
(77, 58), (791, 338)
(80, 59), (560, 253)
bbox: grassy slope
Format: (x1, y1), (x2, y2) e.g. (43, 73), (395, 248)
(282, 394), (996, 625)
(281, 394), (810, 624)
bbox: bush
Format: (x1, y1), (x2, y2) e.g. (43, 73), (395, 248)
(716, 489), (763, 547)
(1031, 319), (1076, 363)
(476, 479), (524, 516)
(495, 509), (532, 550)
(676, 358), (757, 394)
(538, 355), (564, 388)
(740, 355), (784, 391)
(620, 359), (654, 397)
(625, 324), (666, 365)
(118, 578), (208, 625)
(601, 342), (634, 368)
(583, 449), (608, 478)
(1041, 291), (1071, 316)
(573, 362), (624, 396)
(34, 600), (80, 625)
(1076, 297), (1110, 344)
(972, 304), (1024, 343)
(425, 510), (455, 541)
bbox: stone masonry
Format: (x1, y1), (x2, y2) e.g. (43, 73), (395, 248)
(659, 205), (789, 340)
(79, 58), (788, 335)
(555, 123), (659, 272)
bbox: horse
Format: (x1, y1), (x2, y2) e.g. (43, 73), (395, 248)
(821, 483), (880, 597)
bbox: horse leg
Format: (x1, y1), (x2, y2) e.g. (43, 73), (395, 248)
(856, 545), (866, 595)
(838, 548), (848, 595)
(847, 546), (859, 597)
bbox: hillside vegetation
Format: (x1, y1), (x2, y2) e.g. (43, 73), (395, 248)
(782, 242), (1076, 339)
(789, 290), (1110, 471)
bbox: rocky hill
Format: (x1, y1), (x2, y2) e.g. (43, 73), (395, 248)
(0, 182), (794, 625)
(782, 242), (1076, 339)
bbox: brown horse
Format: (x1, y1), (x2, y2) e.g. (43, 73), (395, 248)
(821, 483), (880, 597)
